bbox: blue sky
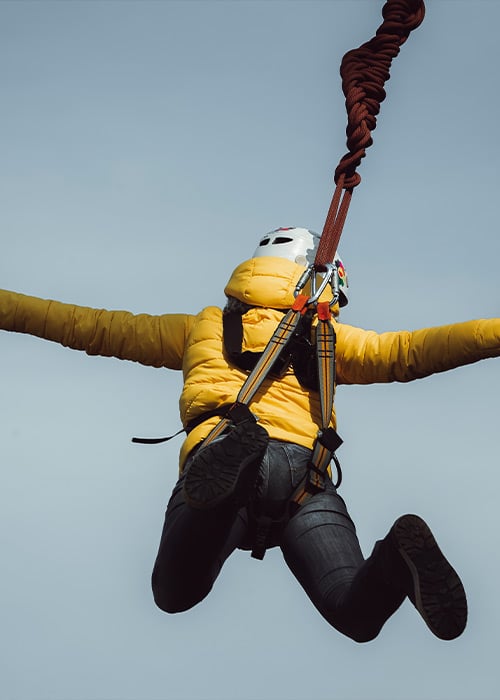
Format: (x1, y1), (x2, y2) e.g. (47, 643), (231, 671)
(1, 1), (500, 699)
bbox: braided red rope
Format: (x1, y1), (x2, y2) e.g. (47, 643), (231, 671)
(315, 0), (426, 269)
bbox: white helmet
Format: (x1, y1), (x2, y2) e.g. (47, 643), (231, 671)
(253, 227), (348, 306)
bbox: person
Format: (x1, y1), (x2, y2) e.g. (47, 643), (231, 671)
(2, 226), (498, 643)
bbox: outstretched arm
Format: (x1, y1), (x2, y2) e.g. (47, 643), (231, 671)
(336, 318), (500, 385)
(0, 289), (195, 369)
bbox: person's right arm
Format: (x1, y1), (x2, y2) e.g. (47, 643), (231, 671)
(335, 318), (500, 385)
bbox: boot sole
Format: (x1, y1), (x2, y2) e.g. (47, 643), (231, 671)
(392, 514), (467, 640)
(183, 421), (269, 510)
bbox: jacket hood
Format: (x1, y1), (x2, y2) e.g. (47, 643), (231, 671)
(224, 256), (340, 313)
(224, 257), (307, 309)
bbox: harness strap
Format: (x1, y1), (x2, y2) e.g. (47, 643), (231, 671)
(131, 404), (233, 444)
(222, 311), (259, 372)
(201, 296), (310, 449)
(223, 312), (287, 374)
(250, 514), (274, 561)
(289, 301), (342, 510)
(131, 430), (185, 445)
(238, 298), (308, 405)
(222, 308), (318, 388)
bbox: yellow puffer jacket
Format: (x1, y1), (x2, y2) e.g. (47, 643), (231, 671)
(2, 256), (500, 469)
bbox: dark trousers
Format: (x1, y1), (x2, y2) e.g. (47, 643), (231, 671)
(152, 441), (406, 642)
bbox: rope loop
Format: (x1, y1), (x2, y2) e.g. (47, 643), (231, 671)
(334, 0), (425, 189)
(316, 0), (425, 267)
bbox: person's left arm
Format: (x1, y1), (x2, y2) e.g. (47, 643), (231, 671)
(335, 318), (500, 385)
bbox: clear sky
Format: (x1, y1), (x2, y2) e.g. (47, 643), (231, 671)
(1, 1), (500, 699)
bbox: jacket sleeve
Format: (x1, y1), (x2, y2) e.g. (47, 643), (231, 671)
(335, 318), (500, 385)
(0, 289), (195, 369)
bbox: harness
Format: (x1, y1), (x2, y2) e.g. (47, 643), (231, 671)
(198, 264), (343, 558)
(133, 267), (343, 559)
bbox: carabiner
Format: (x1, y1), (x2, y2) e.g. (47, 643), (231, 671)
(294, 263), (339, 306)
(309, 262), (336, 304)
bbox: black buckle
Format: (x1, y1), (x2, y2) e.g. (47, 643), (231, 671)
(318, 427), (343, 453)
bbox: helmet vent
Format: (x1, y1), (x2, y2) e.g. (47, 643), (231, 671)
(273, 237), (293, 244)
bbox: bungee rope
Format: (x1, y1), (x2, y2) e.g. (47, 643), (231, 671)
(314, 0), (426, 269)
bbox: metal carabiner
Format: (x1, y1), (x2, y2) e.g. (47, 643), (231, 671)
(294, 266), (315, 298)
(328, 265), (340, 307)
(294, 263), (340, 306)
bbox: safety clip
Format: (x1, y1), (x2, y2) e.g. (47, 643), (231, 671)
(293, 262), (339, 307)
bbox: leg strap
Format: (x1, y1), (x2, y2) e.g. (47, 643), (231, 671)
(250, 515), (274, 561)
(290, 427), (343, 510)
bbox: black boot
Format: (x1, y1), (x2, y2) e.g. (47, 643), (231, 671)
(183, 420), (269, 510)
(386, 514), (467, 640)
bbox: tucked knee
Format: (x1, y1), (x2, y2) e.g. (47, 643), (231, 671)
(321, 606), (383, 644)
(345, 626), (381, 644)
(325, 607), (384, 643)
(152, 584), (200, 614)
(152, 572), (211, 614)
(153, 586), (179, 614)
(153, 595), (188, 614)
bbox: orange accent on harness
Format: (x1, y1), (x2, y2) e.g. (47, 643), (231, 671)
(317, 302), (332, 321)
(292, 294), (310, 313)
